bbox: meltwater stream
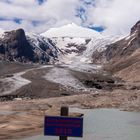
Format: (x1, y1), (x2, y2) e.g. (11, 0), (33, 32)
(23, 108), (140, 140)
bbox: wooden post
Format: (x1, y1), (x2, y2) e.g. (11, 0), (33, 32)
(59, 106), (69, 140)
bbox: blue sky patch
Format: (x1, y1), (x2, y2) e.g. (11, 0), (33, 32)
(0, 17), (22, 24)
(37, 0), (46, 5)
(13, 18), (22, 24)
(89, 26), (105, 32)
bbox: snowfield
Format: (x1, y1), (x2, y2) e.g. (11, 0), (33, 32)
(44, 67), (85, 91)
(0, 71), (31, 96)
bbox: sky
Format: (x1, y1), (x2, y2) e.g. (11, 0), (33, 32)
(0, 0), (140, 35)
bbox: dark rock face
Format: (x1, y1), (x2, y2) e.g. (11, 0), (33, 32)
(83, 80), (102, 89)
(0, 29), (34, 62)
(105, 36), (140, 62)
(0, 29), (58, 63)
(82, 78), (124, 91)
(13, 29), (34, 61)
(131, 20), (140, 34)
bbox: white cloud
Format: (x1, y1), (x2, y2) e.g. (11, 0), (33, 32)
(0, 0), (140, 35)
(85, 0), (140, 35)
(0, 0), (81, 33)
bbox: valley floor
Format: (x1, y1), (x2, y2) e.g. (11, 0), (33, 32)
(0, 62), (140, 139)
(0, 90), (140, 140)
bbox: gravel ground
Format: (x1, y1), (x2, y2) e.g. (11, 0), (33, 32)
(0, 62), (140, 139)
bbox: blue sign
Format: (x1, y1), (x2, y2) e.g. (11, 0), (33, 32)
(44, 116), (83, 137)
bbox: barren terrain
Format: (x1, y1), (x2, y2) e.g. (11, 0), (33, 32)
(0, 62), (140, 139)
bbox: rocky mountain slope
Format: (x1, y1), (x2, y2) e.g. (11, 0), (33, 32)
(92, 21), (140, 82)
(0, 29), (58, 64)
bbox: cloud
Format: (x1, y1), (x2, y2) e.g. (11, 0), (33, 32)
(0, 0), (81, 33)
(85, 0), (140, 35)
(0, 0), (140, 35)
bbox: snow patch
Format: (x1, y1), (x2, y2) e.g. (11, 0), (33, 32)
(127, 36), (136, 46)
(69, 61), (102, 73)
(44, 67), (85, 90)
(0, 28), (5, 38)
(0, 71), (31, 96)
(50, 37), (86, 50)
(125, 31), (137, 41)
(80, 36), (119, 63)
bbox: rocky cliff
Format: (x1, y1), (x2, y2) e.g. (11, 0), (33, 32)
(0, 29), (58, 64)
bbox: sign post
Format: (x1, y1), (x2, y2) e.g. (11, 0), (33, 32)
(60, 106), (69, 140)
(44, 106), (83, 139)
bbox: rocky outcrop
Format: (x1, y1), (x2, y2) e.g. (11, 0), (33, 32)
(0, 29), (58, 63)
(0, 29), (34, 62)
(131, 20), (140, 34)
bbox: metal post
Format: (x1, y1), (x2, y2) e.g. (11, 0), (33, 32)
(59, 106), (69, 140)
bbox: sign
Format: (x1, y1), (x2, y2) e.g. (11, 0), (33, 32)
(44, 116), (83, 137)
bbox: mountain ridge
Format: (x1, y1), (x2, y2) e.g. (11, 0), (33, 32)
(0, 22), (129, 65)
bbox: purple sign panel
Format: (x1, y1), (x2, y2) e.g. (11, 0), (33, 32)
(44, 116), (83, 137)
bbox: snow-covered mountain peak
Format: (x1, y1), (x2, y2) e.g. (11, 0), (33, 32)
(41, 23), (102, 38)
